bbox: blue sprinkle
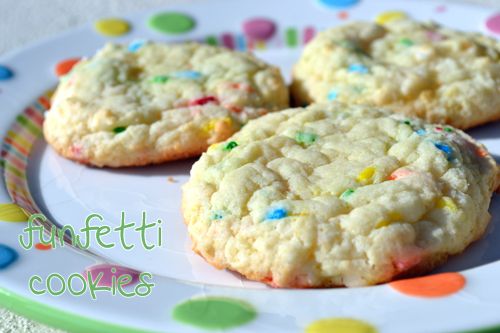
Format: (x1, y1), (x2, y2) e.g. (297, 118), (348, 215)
(348, 63), (369, 74)
(210, 210), (224, 220)
(265, 208), (288, 220)
(416, 129), (426, 136)
(0, 66), (13, 80)
(434, 143), (454, 160)
(0, 244), (18, 269)
(128, 40), (147, 52)
(171, 71), (202, 79)
(327, 90), (338, 101)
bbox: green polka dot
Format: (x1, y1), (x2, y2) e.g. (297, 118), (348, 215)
(172, 297), (256, 330)
(148, 12), (195, 35)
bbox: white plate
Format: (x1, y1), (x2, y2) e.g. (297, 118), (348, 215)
(1, 0), (500, 332)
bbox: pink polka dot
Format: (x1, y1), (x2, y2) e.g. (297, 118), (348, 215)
(84, 264), (140, 287)
(243, 18), (276, 41)
(486, 13), (500, 35)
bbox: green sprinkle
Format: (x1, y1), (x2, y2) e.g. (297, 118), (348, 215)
(295, 132), (317, 145)
(403, 120), (411, 126)
(340, 188), (355, 200)
(113, 126), (127, 134)
(151, 75), (169, 83)
(223, 141), (238, 151)
(444, 127), (453, 132)
(399, 38), (414, 47)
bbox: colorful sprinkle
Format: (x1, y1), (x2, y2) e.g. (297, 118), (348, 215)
(189, 96), (219, 107)
(84, 264), (140, 287)
(390, 272), (465, 298)
(148, 12), (196, 35)
(356, 166), (375, 184)
(486, 14), (500, 35)
(328, 90), (339, 101)
(0, 66), (13, 80)
(151, 75), (169, 84)
(128, 39), (146, 52)
(426, 31), (445, 42)
(340, 188), (355, 200)
(375, 11), (408, 25)
(0, 244), (18, 269)
(403, 120), (411, 126)
(476, 147), (489, 158)
(0, 203), (28, 222)
(399, 38), (415, 47)
(55, 58), (80, 77)
(172, 297), (256, 330)
(435, 126), (443, 132)
(35, 242), (52, 251)
(348, 63), (369, 74)
(317, 0), (360, 9)
(94, 18), (130, 37)
(201, 117), (233, 134)
(388, 169), (414, 181)
(416, 129), (426, 136)
(306, 318), (378, 333)
(375, 212), (403, 229)
(434, 143), (454, 160)
(295, 132), (317, 145)
(243, 18), (276, 40)
(112, 126), (127, 134)
(266, 208), (288, 220)
(444, 127), (453, 133)
(437, 197), (458, 212)
(223, 141), (238, 151)
(170, 71), (202, 79)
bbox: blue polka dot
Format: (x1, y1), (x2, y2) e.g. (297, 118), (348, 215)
(171, 71), (202, 79)
(434, 143), (454, 160)
(265, 208), (288, 220)
(348, 63), (369, 74)
(318, 0), (360, 9)
(128, 39), (147, 52)
(327, 90), (338, 101)
(0, 244), (18, 269)
(0, 66), (13, 80)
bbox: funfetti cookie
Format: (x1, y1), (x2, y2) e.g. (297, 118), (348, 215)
(44, 42), (289, 167)
(182, 103), (497, 288)
(291, 19), (500, 129)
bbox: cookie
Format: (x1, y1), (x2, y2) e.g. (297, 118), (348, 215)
(291, 19), (500, 129)
(182, 103), (497, 288)
(44, 42), (289, 167)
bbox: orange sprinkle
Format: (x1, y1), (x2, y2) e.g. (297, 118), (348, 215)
(35, 242), (52, 251)
(389, 272), (465, 298)
(476, 147), (489, 158)
(338, 11), (349, 20)
(55, 58), (81, 77)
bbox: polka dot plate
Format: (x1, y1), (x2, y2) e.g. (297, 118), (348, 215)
(1, 0), (500, 332)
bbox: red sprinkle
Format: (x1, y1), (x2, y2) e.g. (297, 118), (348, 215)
(435, 126), (443, 131)
(55, 58), (81, 77)
(188, 96), (219, 106)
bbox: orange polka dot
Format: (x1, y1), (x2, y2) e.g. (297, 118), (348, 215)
(55, 58), (81, 77)
(35, 243), (52, 251)
(389, 272), (465, 298)
(338, 11), (349, 20)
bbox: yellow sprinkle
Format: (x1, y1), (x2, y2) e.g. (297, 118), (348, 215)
(375, 212), (402, 229)
(0, 203), (29, 222)
(375, 11), (408, 25)
(356, 166), (376, 184)
(201, 117), (233, 134)
(207, 143), (220, 152)
(94, 18), (131, 37)
(255, 40), (266, 50)
(437, 197), (458, 212)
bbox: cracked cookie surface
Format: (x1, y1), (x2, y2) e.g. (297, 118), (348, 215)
(182, 103), (497, 288)
(44, 42), (289, 167)
(291, 19), (500, 129)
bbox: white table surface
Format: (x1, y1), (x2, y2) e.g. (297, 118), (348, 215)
(0, 0), (499, 332)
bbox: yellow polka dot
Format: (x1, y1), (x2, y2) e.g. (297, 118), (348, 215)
(437, 197), (458, 212)
(0, 203), (29, 222)
(375, 11), (408, 25)
(306, 318), (378, 333)
(94, 18), (131, 37)
(356, 166), (375, 184)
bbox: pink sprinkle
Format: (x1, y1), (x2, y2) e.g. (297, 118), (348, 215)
(389, 168), (414, 181)
(243, 18), (276, 41)
(303, 26), (316, 44)
(426, 30), (445, 42)
(486, 14), (500, 35)
(84, 264), (140, 287)
(188, 96), (219, 106)
(393, 248), (423, 273)
(221, 33), (235, 49)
